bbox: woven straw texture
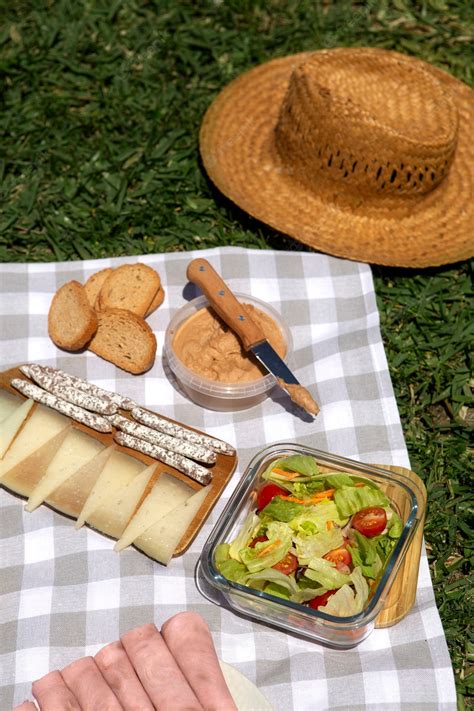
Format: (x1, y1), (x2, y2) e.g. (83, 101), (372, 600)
(200, 48), (474, 268)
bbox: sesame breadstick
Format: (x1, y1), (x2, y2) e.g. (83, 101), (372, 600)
(20, 364), (136, 410)
(131, 407), (235, 456)
(112, 414), (216, 464)
(114, 431), (212, 485)
(11, 379), (113, 433)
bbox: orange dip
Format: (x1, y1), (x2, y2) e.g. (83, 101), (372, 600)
(172, 304), (286, 383)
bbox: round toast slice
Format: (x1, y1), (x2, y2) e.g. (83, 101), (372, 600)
(88, 308), (157, 374)
(84, 268), (114, 308)
(145, 285), (165, 317)
(97, 263), (161, 317)
(48, 280), (98, 351)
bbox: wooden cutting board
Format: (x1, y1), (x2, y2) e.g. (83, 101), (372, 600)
(0, 366), (238, 556)
(374, 464), (427, 628)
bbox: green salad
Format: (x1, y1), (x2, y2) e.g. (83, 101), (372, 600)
(215, 455), (403, 617)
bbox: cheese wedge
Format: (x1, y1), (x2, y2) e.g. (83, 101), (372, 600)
(46, 445), (115, 519)
(134, 485), (211, 564)
(76, 450), (145, 529)
(0, 398), (34, 459)
(0, 390), (22, 423)
(114, 473), (194, 552)
(86, 463), (158, 539)
(26, 429), (104, 512)
(0, 405), (71, 497)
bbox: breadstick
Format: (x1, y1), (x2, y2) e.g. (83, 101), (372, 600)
(22, 363), (117, 415)
(112, 415), (216, 464)
(11, 379), (113, 433)
(131, 407), (235, 456)
(114, 431), (212, 485)
(20, 364), (136, 410)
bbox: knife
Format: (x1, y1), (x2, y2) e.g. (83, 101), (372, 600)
(186, 258), (319, 417)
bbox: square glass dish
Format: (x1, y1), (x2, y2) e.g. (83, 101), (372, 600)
(199, 444), (426, 649)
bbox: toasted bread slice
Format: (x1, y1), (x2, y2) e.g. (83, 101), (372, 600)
(145, 286), (165, 317)
(97, 263), (161, 317)
(48, 280), (98, 351)
(88, 308), (157, 374)
(84, 268), (114, 308)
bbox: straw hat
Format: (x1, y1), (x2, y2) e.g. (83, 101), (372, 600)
(200, 47), (474, 268)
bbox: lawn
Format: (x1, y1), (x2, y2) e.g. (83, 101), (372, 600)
(1, 0), (473, 706)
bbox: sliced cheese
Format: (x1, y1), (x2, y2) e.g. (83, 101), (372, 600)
(26, 429), (104, 512)
(0, 398), (34, 459)
(0, 405), (71, 497)
(46, 445), (115, 519)
(0, 390), (22, 423)
(86, 463), (158, 540)
(114, 473), (194, 552)
(134, 484), (211, 564)
(76, 450), (146, 529)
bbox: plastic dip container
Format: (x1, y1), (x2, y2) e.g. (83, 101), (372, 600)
(199, 443), (424, 649)
(164, 294), (292, 411)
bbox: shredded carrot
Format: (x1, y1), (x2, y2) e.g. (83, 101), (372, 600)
(271, 468), (300, 480)
(281, 488), (336, 505)
(326, 520), (334, 530)
(355, 482), (366, 488)
(256, 540), (281, 557)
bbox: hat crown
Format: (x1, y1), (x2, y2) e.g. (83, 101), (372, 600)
(275, 50), (459, 206)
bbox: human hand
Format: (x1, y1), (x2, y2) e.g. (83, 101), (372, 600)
(13, 611), (237, 710)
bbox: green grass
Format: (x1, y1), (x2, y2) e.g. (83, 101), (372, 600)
(1, 0), (473, 705)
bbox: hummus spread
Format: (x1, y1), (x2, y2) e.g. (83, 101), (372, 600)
(173, 304), (286, 383)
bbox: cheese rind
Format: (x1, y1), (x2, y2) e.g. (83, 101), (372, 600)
(46, 445), (115, 519)
(26, 428), (104, 512)
(76, 450), (146, 528)
(86, 463), (158, 539)
(134, 485), (211, 564)
(0, 398), (34, 459)
(114, 473), (194, 552)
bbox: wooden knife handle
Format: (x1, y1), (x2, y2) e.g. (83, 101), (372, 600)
(186, 258), (265, 351)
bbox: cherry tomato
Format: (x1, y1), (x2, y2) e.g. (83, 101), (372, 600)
(324, 547), (352, 573)
(248, 535), (269, 548)
(308, 590), (337, 609)
(256, 483), (288, 511)
(272, 552), (298, 575)
(323, 547), (352, 568)
(352, 507), (387, 538)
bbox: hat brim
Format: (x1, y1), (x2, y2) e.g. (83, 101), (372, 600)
(200, 48), (474, 268)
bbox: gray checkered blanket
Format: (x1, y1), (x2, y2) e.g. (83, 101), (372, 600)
(0, 247), (456, 710)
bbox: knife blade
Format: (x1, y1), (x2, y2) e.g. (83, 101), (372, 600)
(186, 258), (319, 417)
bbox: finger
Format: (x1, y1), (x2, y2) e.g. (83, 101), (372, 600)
(60, 657), (122, 711)
(121, 623), (203, 711)
(161, 612), (237, 711)
(11, 703), (37, 711)
(31, 670), (81, 711)
(95, 640), (154, 711)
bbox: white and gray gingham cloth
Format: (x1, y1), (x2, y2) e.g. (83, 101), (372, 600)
(0, 247), (456, 710)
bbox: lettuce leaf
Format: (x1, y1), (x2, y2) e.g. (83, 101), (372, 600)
(294, 527), (344, 565)
(304, 557), (351, 589)
(321, 567), (369, 616)
(334, 485), (389, 518)
(260, 497), (306, 522)
(288, 499), (343, 533)
(262, 454), (319, 482)
(246, 567), (299, 595)
(240, 522), (292, 573)
(228, 511), (261, 561)
(218, 558), (248, 585)
(348, 530), (383, 579)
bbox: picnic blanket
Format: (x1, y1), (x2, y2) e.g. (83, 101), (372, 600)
(0, 246), (456, 710)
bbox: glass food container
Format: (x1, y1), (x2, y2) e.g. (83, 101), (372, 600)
(164, 294), (292, 411)
(199, 443), (425, 649)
